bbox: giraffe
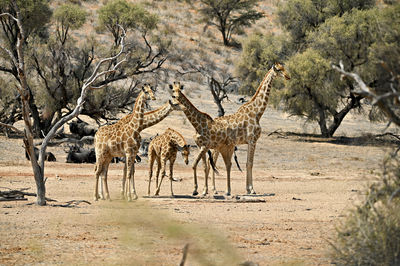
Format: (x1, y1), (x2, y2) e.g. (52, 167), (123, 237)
(147, 128), (190, 196)
(118, 99), (181, 196)
(97, 99), (181, 199)
(94, 84), (156, 201)
(170, 62), (290, 196)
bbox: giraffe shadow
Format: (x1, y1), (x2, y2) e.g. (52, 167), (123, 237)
(142, 193), (275, 201)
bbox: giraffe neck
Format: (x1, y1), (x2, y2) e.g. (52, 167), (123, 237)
(139, 102), (173, 131)
(129, 91), (147, 131)
(177, 91), (213, 133)
(168, 128), (187, 147)
(243, 67), (277, 121)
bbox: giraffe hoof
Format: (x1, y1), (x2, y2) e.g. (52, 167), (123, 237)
(192, 191), (199, 196)
(212, 190), (218, 195)
(225, 192), (231, 197)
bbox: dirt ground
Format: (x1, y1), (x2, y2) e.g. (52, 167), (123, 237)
(1, 96), (399, 265)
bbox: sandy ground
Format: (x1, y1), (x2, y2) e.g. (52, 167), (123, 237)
(1, 95), (399, 265)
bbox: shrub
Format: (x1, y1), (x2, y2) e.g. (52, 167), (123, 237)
(330, 154), (400, 265)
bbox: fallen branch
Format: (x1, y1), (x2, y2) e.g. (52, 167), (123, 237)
(0, 122), (24, 135)
(0, 187), (56, 202)
(52, 200), (91, 208)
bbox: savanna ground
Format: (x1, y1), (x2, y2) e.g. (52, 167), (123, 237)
(1, 90), (399, 265)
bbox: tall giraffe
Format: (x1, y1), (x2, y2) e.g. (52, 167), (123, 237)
(117, 99), (180, 196)
(94, 84), (156, 201)
(170, 63), (290, 196)
(147, 128), (190, 196)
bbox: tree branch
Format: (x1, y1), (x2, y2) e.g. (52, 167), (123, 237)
(333, 60), (400, 127)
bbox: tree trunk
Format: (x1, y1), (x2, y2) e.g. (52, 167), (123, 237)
(209, 78), (225, 117)
(317, 107), (330, 137)
(326, 93), (363, 137)
(21, 91), (47, 205)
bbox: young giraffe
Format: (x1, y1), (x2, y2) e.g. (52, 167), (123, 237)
(170, 63), (290, 196)
(147, 128), (190, 196)
(94, 84), (156, 201)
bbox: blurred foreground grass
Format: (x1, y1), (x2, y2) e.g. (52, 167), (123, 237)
(100, 200), (242, 265)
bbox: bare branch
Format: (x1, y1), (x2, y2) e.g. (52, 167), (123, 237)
(0, 12), (18, 22)
(333, 61), (400, 127)
(332, 61), (371, 96)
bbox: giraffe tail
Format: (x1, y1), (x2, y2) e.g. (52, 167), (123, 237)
(207, 150), (219, 175)
(234, 146), (242, 172)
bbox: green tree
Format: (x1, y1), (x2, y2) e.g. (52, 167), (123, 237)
(235, 32), (290, 95)
(277, 0), (374, 51)
(281, 49), (363, 137)
(236, 0), (381, 137)
(197, 0), (263, 46)
(277, 0), (327, 49)
(98, 0), (158, 46)
(53, 3), (87, 45)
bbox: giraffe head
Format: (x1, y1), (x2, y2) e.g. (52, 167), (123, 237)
(273, 62), (291, 80)
(179, 144), (190, 165)
(168, 81), (184, 107)
(142, 83), (156, 101)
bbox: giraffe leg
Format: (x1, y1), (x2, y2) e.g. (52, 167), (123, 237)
(125, 155), (138, 201)
(147, 152), (155, 196)
(192, 147), (208, 196)
(102, 163), (111, 200)
(246, 143), (257, 194)
(121, 160), (127, 199)
(201, 152), (209, 196)
(155, 157), (161, 191)
(155, 157), (167, 196)
(169, 158), (176, 197)
(221, 147), (235, 196)
(211, 150), (219, 194)
(94, 163), (102, 201)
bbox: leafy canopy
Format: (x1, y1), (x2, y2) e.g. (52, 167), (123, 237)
(54, 3), (87, 30)
(98, 0), (158, 44)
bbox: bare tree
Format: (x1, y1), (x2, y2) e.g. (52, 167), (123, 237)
(178, 63), (235, 117)
(0, 4), (128, 205)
